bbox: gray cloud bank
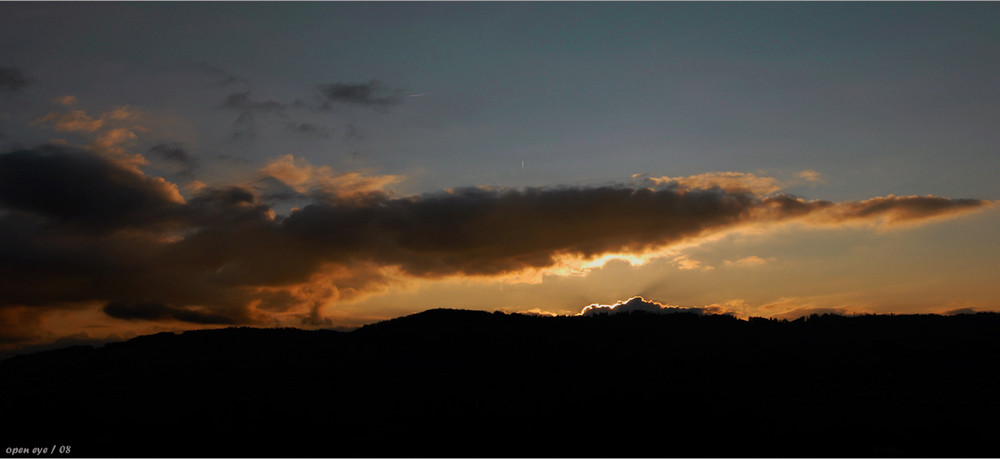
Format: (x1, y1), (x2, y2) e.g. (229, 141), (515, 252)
(0, 145), (992, 340)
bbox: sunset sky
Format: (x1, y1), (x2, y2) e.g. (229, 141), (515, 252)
(1, 2), (999, 354)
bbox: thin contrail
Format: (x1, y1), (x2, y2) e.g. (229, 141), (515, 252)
(407, 93), (428, 98)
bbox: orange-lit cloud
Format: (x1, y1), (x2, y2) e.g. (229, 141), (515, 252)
(724, 255), (775, 268)
(32, 103), (151, 170)
(644, 170), (824, 197)
(797, 169), (822, 183)
(92, 127), (139, 155)
(579, 296), (726, 316)
(579, 296), (755, 318)
(0, 146), (995, 345)
(809, 194), (995, 228)
(34, 109), (105, 132)
(54, 95), (78, 106)
(260, 154), (402, 200)
(647, 171), (783, 195)
(673, 254), (713, 271)
(34, 105), (142, 133)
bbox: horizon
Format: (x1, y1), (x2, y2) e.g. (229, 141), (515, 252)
(3, 300), (996, 361)
(2, 2), (999, 356)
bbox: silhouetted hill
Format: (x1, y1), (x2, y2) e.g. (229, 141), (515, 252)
(3, 310), (1000, 457)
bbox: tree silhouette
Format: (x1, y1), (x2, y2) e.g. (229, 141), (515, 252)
(2, 311), (1000, 457)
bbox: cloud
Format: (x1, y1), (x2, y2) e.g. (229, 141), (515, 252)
(186, 61), (248, 88)
(0, 145), (184, 233)
(34, 105), (141, 133)
(103, 301), (237, 325)
(0, 67), (33, 92)
(34, 110), (105, 132)
(54, 95), (78, 106)
(150, 143), (195, 164)
(579, 296), (710, 316)
(230, 111), (257, 139)
(149, 143), (200, 176)
(810, 195), (992, 228)
(649, 171), (783, 196)
(31, 105), (149, 167)
(218, 92), (290, 139)
(797, 169), (822, 183)
(756, 296), (863, 320)
(645, 170), (823, 196)
(285, 122), (329, 138)
(220, 92), (286, 113)
(673, 254), (713, 271)
(318, 79), (402, 109)
(213, 80), (400, 140)
(92, 127), (139, 155)
(724, 255), (775, 268)
(0, 145), (993, 338)
(258, 154), (401, 200)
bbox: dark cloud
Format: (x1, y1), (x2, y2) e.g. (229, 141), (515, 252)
(253, 175), (309, 203)
(318, 79), (401, 109)
(220, 92), (286, 113)
(149, 143), (193, 164)
(183, 60), (248, 88)
(149, 143), (199, 176)
(344, 122), (363, 141)
(225, 102), (332, 140)
(285, 122), (329, 138)
(104, 301), (237, 325)
(0, 144), (992, 335)
(211, 75), (248, 88)
(230, 111), (257, 139)
(0, 145), (184, 233)
(215, 80), (399, 140)
(219, 93), (287, 139)
(0, 67), (33, 92)
(284, 186), (759, 277)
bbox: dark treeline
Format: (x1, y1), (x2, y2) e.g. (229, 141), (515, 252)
(3, 310), (1000, 457)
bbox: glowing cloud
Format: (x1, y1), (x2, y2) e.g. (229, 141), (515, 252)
(809, 195), (994, 228)
(579, 296), (710, 316)
(260, 154), (402, 199)
(797, 169), (822, 183)
(34, 110), (105, 132)
(645, 170), (824, 196)
(0, 145), (994, 341)
(673, 254), (714, 271)
(724, 255), (775, 268)
(54, 95), (78, 106)
(651, 171), (783, 195)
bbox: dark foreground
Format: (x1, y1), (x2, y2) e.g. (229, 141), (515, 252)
(2, 310), (1000, 458)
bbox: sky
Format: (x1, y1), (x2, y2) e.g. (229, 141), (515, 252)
(1, 1), (999, 354)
